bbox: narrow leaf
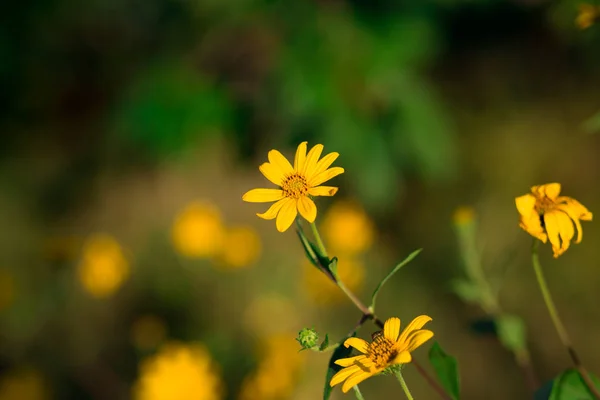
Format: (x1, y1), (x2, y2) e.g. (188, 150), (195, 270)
(319, 334), (330, 351)
(296, 224), (336, 281)
(370, 248), (422, 311)
(324, 334), (355, 400)
(496, 314), (527, 353)
(549, 368), (600, 400)
(428, 341), (460, 400)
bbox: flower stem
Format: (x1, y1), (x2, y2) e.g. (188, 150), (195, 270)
(531, 240), (600, 399)
(396, 371), (415, 400)
(352, 385), (366, 400)
(310, 222), (328, 258)
(305, 222), (452, 400)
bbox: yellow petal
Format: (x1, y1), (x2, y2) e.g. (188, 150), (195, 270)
(297, 196), (317, 223)
(341, 369), (375, 393)
(267, 149), (294, 175)
(330, 365), (362, 387)
(275, 199), (297, 232)
(404, 329), (434, 353)
(519, 213), (547, 243)
(515, 194), (536, 217)
(334, 355), (369, 367)
(259, 163), (285, 186)
(391, 350), (412, 365)
(343, 337), (370, 354)
(541, 183), (561, 200)
(556, 210), (575, 254)
(309, 167), (345, 187)
(312, 152), (339, 176)
(308, 186), (338, 197)
(383, 317), (401, 342)
(242, 189), (284, 203)
(303, 144), (324, 178)
(294, 142), (308, 172)
(557, 204), (584, 243)
(559, 197), (593, 221)
(543, 211), (564, 258)
(398, 315), (432, 344)
(256, 199), (286, 220)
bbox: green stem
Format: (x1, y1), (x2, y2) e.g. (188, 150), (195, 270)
(352, 385), (366, 400)
(531, 240), (600, 399)
(396, 371), (415, 400)
(310, 222), (328, 258)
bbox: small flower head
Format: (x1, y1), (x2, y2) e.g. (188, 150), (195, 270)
(452, 206), (475, 227)
(171, 201), (224, 258)
(242, 142), (344, 232)
(515, 183), (592, 258)
(78, 234), (129, 298)
(321, 201), (375, 255)
(330, 316), (434, 393)
(296, 328), (319, 349)
(216, 225), (262, 269)
(576, 4), (600, 29)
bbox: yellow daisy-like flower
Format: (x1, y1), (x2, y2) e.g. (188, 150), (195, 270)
(242, 142), (344, 232)
(515, 183), (593, 258)
(330, 316), (434, 393)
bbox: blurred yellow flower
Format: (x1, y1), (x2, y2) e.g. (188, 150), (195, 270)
(172, 201), (224, 258)
(302, 258), (365, 304)
(321, 201), (374, 255)
(242, 142), (344, 232)
(515, 183), (593, 258)
(133, 342), (223, 400)
(238, 334), (305, 400)
(78, 234), (129, 298)
(576, 4), (600, 29)
(0, 270), (15, 312)
(452, 206), (475, 227)
(131, 315), (167, 351)
(0, 369), (49, 400)
(330, 316), (434, 393)
(216, 225), (262, 268)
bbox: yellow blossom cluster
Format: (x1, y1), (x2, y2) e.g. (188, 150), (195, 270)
(238, 334), (306, 400)
(171, 201), (262, 269)
(133, 342), (223, 400)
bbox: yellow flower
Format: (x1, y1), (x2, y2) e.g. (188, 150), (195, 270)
(321, 201), (375, 255)
(330, 316), (434, 393)
(515, 183), (593, 258)
(452, 206), (475, 227)
(172, 201), (224, 258)
(242, 142), (344, 232)
(576, 4), (600, 29)
(0, 369), (49, 400)
(216, 225), (262, 268)
(302, 258), (365, 304)
(133, 342), (223, 400)
(78, 234), (129, 298)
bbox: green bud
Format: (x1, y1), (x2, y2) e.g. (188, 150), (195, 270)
(296, 328), (319, 350)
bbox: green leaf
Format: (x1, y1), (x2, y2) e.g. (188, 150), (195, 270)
(428, 341), (460, 400)
(370, 249), (422, 311)
(496, 314), (527, 353)
(319, 334), (330, 352)
(450, 279), (481, 304)
(324, 334), (355, 400)
(295, 222), (337, 281)
(549, 368), (600, 400)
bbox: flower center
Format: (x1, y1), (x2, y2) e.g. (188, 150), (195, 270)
(368, 336), (399, 368)
(535, 197), (556, 215)
(282, 173), (309, 199)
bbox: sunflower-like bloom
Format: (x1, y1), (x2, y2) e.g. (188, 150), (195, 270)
(330, 316), (433, 393)
(242, 142), (344, 232)
(515, 183), (593, 258)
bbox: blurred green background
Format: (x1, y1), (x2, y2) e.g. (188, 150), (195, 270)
(2, 0), (600, 399)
